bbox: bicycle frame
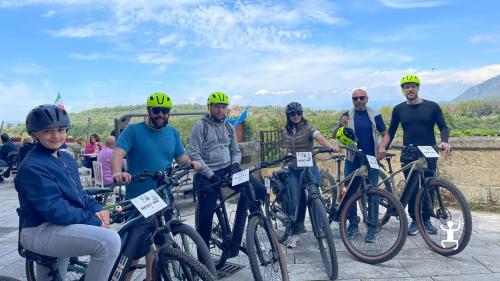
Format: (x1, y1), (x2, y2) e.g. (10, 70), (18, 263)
(211, 176), (265, 258)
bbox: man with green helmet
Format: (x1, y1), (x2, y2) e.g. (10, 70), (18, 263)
(380, 74), (451, 236)
(189, 91), (267, 247)
(333, 88), (390, 242)
(111, 92), (201, 281)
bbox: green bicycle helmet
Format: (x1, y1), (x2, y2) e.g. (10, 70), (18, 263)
(400, 74), (420, 87)
(336, 126), (357, 147)
(146, 92), (172, 108)
(207, 91), (229, 106)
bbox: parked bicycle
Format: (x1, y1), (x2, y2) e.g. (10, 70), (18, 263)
(20, 166), (217, 281)
(318, 147), (407, 264)
(208, 163), (289, 281)
(377, 145), (472, 256)
(264, 148), (338, 280)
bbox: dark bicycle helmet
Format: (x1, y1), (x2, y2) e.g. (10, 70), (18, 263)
(26, 104), (71, 134)
(285, 102), (303, 114)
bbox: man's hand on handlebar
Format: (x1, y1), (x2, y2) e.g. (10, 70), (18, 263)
(113, 172), (132, 184)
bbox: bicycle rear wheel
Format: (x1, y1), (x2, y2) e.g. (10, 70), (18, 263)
(309, 198), (338, 280)
(415, 178), (472, 256)
(339, 188), (407, 264)
(171, 223), (217, 276)
(246, 215), (289, 281)
(264, 194), (290, 243)
(155, 247), (216, 281)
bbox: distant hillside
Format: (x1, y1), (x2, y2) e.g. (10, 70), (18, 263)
(453, 74), (500, 102)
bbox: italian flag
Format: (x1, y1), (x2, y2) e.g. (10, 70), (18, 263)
(53, 92), (65, 110)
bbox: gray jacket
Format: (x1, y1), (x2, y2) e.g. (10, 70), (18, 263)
(189, 116), (241, 178)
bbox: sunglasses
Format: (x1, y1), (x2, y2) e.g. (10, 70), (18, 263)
(352, 96), (366, 101)
(150, 107), (170, 115)
(287, 110), (303, 116)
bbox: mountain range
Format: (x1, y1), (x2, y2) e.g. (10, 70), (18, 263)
(453, 74), (500, 102)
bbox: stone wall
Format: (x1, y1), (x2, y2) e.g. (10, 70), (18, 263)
(239, 137), (500, 210)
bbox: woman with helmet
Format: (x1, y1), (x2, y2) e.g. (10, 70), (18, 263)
(282, 101), (339, 248)
(15, 104), (121, 281)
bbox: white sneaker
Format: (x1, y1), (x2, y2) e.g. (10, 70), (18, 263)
(286, 235), (303, 248)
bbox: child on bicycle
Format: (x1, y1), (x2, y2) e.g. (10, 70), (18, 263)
(16, 104), (121, 281)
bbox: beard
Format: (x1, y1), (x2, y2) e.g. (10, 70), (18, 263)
(147, 115), (169, 129)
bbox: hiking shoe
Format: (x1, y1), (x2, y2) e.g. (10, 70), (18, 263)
(346, 223), (359, 239)
(295, 224), (307, 235)
(365, 229), (380, 243)
(286, 235), (303, 248)
(408, 220), (419, 236)
(424, 220), (438, 234)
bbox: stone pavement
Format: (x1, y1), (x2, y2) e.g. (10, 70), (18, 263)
(1, 180), (500, 281)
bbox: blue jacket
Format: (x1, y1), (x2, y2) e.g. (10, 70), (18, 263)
(15, 144), (102, 228)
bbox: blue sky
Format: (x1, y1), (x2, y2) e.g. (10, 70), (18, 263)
(1, 0), (500, 122)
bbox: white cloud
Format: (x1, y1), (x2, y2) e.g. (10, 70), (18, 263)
(68, 52), (118, 60)
(232, 94), (244, 102)
(417, 64), (500, 85)
(136, 53), (176, 65)
(0, 80), (53, 122)
(42, 10), (56, 17)
(49, 21), (132, 38)
(378, 0), (447, 8)
(470, 34), (500, 44)
(12, 63), (45, 75)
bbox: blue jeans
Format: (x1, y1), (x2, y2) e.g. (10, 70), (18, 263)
(344, 158), (379, 224)
(287, 165), (321, 234)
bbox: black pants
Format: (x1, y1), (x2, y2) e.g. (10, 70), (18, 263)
(194, 166), (267, 246)
(401, 149), (437, 221)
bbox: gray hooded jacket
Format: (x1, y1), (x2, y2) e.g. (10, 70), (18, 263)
(189, 116), (241, 178)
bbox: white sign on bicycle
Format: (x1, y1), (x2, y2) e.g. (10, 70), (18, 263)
(296, 152), (313, 167)
(418, 146), (440, 158)
(366, 155), (380, 170)
(131, 189), (168, 218)
(232, 169), (250, 186)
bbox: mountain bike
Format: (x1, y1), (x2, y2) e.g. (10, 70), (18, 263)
(20, 167), (217, 281)
(318, 147), (407, 264)
(378, 145), (472, 256)
(208, 163), (289, 281)
(264, 148), (338, 280)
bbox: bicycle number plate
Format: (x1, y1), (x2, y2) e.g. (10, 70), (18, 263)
(131, 190), (168, 218)
(418, 146), (440, 158)
(366, 155), (380, 170)
(232, 169), (250, 186)
(296, 152), (313, 167)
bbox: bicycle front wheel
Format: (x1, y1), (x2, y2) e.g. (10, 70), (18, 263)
(309, 198), (338, 280)
(209, 208), (228, 269)
(171, 223), (217, 276)
(246, 215), (289, 281)
(154, 247), (216, 281)
(415, 178), (472, 256)
(339, 188), (407, 264)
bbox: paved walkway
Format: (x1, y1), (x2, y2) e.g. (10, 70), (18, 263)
(1, 180), (500, 281)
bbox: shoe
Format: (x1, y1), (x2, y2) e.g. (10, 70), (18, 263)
(408, 220), (418, 236)
(286, 235), (303, 248)
(346, 223), (359, 239)
(424, 220), (438, 234)
(365, 229), (379, 243)
(296, 224), (307, 235)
